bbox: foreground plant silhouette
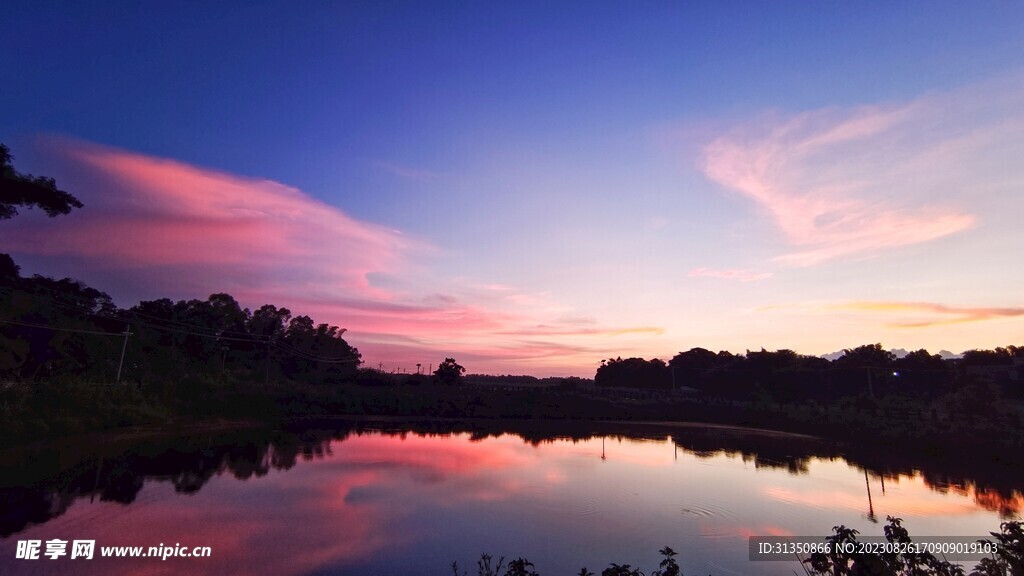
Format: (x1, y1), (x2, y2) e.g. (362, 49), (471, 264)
(452, 547), (684, 576)
(452, 521), (1023, 576)
(801, 517), (1023, 576)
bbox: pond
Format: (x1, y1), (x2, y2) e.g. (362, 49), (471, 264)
(1, 419), (1020, 575)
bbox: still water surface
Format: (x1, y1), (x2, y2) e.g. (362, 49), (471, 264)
(1, 420), (1021, 575)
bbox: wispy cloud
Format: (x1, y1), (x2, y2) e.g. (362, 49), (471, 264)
(689, 267), (773, 282)
(699, 73), (1024, 266)
(838, 301), (1024, 328)
(759, 300), (1024, 331)
(497, 325), (664, 337)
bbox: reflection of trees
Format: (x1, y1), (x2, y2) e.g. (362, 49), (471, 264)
(669, 427), (1024, 518)
(921, 477), (1024, 518)
(669, 430), (821, 474)
(0, 430), (335, 536)
(3, 419), (1023, 537)
(973, 488), (1024, 518)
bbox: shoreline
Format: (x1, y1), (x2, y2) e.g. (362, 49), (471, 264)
(2, 413), (824, 458)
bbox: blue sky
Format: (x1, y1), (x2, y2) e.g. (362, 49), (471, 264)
(3, 2), (1024, 375)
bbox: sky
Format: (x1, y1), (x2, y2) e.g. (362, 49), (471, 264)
(2, 1), (1023, 376)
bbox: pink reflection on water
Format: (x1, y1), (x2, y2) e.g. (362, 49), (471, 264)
(3, 433), (544, 576)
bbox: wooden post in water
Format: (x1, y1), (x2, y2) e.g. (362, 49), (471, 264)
(90, 456), (104, 503)
(865, 469), (876, 522)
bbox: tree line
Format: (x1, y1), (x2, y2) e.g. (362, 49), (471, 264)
(596, 344), (1023, 401)
(0, 253), (361, 385)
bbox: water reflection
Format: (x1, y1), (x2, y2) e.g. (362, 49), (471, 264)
(1, 419), (1021, 575)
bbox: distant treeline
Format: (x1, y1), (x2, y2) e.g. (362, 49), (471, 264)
(0, 253), (360, 386)
(464, 374), (594, 387)
(596, 345), (1024, 401)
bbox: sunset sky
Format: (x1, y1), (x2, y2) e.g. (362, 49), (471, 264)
(3, 2), (1023, 376)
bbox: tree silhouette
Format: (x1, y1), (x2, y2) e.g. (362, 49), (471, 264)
(435, 357), (465, 385)
(1, 144), (83, 219)
(669, 347), (719, 374)
(595, 357), (670, 389)
(0, 253), (19, 280)
(834, 343), (896, 368)
(894, 348), (947, 371)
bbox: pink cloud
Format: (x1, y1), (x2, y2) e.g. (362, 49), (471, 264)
(258, 295), (518, 338)
(0, 139), (656, 376)
(1, 139), (415, 299)
(695, 80), (1024, 265)
(688, 267), (773, 282)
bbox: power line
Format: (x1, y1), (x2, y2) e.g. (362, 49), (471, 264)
(3, 286), (362, 365)
(271, 342), (360, 363)
(0, 317), (126, 336)
(4, 286), (349, 343)
(2, 314), (358, 362)
(121, 308), (255, 338)
(5, 287), (266, 343)
(129, 319), (266, 343)
(4, 285), (265, 338)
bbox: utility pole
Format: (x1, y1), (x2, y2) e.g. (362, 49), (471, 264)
(219, 336), (228, 376)
(116, 324), (132, 385)
(264, 338), (271, 386)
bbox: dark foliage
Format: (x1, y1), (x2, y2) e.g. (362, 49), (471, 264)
(0, 254), (359, 385)
(435, 357), (466, 386)
(596, 357), (670, 389)
(0, 144), (83, 219)
(455, 520), (1024, 575)
(803, 516), (1024, 576)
